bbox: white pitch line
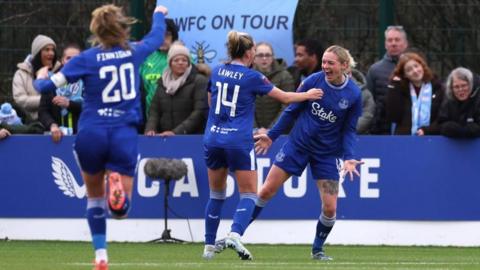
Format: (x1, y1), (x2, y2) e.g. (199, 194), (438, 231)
(67, 261), (480, 267)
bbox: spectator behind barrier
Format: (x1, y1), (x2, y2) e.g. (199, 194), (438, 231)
(144, 42), (208, 136)
(12, 35), (61, 122)
(253, 42), (295, 135)
(287, 39), (323, 88)
(438, 67), (480, 138)
(367, 25), (409, 134)
(139, 18), (179, 121)
(38, 44), (84, 143)
(0, 102), (23, 126)
(348, 69), (376, 134)
(385, 52), (444, 135)
(0, 102), (44, 136)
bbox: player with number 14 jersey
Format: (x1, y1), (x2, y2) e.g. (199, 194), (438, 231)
(204, 63), (273, 149)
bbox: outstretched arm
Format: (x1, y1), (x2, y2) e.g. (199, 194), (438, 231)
(268, 86), (323, 104)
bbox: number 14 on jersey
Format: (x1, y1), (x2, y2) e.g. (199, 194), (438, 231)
(215, 82), (239, 117)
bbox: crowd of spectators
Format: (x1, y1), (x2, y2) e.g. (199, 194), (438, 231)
(1, 23), (479, 141)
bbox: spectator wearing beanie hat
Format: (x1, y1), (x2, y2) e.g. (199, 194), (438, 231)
(12, 34), (61, 122)
(145, 41), (209, 136)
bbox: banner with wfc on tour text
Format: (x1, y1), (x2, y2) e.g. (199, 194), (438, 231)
(159, 0), (299, 66)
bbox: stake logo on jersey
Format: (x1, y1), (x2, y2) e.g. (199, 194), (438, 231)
(311, 102), (338, 123)
(269, 71), (362, 159)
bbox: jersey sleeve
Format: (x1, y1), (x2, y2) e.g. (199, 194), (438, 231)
(268, 101), (307, 142)
(60, 53), (87, 83)
(132, 12), (166, 60)
(33, 54), (86, 93)
(342, 92), (362, 160)
(297, 72), (318, 93)
(251, 71), (274, 95)
(267, 74), (316, 141)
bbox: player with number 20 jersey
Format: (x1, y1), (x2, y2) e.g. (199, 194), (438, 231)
(33, 5), (168, 269)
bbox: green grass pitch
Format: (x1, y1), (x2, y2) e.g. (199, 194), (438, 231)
(0, 241), (479, 270)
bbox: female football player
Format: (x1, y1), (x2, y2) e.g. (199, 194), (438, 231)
(202, 30), (323, 260)
(252, 45), (364, 260)
(34, 4), (168, 270)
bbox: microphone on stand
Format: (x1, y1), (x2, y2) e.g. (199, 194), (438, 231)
(143, 158), (188, 243)
(144, 158), (188, 180)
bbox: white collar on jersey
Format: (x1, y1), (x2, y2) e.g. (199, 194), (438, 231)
(325, 73), (349, 90)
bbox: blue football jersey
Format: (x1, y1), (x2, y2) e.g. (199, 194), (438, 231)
(203, 63), (274, 149)
(35, 13), (166, 130)
(269, 72), (362, 160)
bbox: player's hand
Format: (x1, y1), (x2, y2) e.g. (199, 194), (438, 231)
(306, 88), (323, 100)
(341, 159), (364, 181)
(254, 133), (272, 155)
(254, 127), (269, 135)
(416, 129), (425, 136)
(145, 130), (156, 136)
(36, 66), (49, 79)
(50, 124), (63, 143)
(0, 128), (11, 139)
(154, 5), (168, 15)
(52, 96), (70, 108)
(158, 131), (175, 137)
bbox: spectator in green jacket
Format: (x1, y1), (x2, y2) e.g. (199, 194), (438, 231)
(139, 18), (179, 120)
(253, 42), (295, 135)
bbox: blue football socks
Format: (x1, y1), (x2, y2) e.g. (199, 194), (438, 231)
(231, 192), (257, 236)
(250, 197), (268, 224)
(204, 190), (226, 245)
(312, 213), (336, 253)
(87, 197), (107, 251)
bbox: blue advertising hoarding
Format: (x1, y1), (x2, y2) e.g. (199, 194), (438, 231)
(0, 135), (479, 220)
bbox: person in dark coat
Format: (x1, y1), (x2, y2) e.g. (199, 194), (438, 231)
(385, 52), (445, 135)
(438, 67), (480, 138)
(145, 42), (208, 135)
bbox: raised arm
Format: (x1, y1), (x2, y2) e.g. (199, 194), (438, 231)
(134, 6), (168, 59)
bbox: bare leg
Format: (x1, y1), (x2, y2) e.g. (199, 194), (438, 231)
(258, 164), (291, 201)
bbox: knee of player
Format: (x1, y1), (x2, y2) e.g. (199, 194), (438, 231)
(258, 186), (278, 200)
(321, 204), (337, 217)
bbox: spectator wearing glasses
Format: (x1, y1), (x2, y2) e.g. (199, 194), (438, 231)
(367, 25), (409, 134)
(253, 42), (295, 135)
(438, 67), (480, 138)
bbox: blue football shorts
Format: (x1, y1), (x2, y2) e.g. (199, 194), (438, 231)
(273, 141), (342, 180)
(74, 125), (138, 176)
(204, 145), (256, 171)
